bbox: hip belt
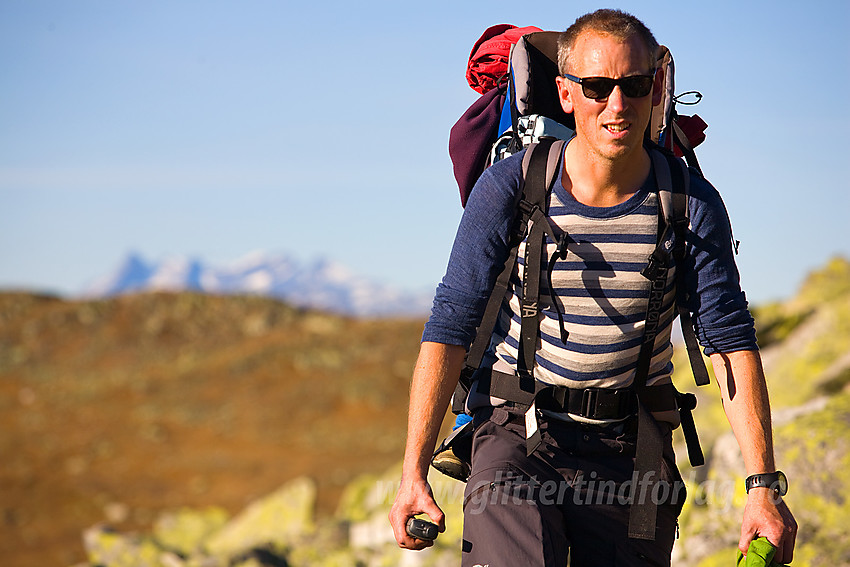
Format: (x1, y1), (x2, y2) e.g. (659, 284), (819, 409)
(473, 367), (678, 421)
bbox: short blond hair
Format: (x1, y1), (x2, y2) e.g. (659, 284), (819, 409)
(558, 9), (659, 75)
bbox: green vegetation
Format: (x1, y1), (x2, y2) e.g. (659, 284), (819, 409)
(795, 257), (850, 308)
(751, 302), (813, 350)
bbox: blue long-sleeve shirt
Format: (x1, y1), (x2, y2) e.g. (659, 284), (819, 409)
(423, 146), (756, 391)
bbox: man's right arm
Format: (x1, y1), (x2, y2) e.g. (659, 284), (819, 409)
(389, 341), (466, 550)
(388, 152), (523, 549)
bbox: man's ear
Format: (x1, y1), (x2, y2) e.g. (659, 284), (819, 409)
(555, 75), (574, 114)
(651, 67), (665, 107)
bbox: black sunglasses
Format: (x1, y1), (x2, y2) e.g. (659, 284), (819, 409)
(563, 73), (655, 100)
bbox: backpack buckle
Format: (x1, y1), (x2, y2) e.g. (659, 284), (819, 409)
(641, 251), (667, 280)
(579, 388), (636, 420)
(554, 232), (570, 260)
(512, 200), (538, 242)
(581, 388), (599, 418)
(517, 199), (536, 216)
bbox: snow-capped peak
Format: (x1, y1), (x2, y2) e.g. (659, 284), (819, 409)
(82, 251), (433, 318)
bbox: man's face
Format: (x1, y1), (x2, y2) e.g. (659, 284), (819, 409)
(555, 31), (663, 163)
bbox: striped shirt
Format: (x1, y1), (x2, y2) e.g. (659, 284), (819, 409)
(423, 145), (756, 396)
(493, 189), (676, 389)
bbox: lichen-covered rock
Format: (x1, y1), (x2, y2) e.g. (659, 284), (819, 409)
(771, 390), (850, 565)
(757, 271), (850, 409)
(287, 545), (364, 567)
(83, 524), (181, 567)
(205, 476), (316, 558)
(152, 507), (229, 556)
(674, 390), (850, 567)
(335, 471), (384, 524)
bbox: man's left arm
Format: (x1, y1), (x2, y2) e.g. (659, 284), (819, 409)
(709, 349), (797, 563)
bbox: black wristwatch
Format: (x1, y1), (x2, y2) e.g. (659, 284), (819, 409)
(745, 471), (788, 496)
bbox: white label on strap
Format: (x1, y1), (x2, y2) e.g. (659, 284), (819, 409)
(525, 401), (538, 439)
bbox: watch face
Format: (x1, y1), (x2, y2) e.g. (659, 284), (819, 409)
(774, 471), (788, 496)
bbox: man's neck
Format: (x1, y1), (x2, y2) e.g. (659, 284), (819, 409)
(563, 140), (651, 208)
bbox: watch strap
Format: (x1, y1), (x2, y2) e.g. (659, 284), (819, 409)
(745, 471), (786, 494)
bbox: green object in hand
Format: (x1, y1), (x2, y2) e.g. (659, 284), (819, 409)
(736, 537), (788, 566)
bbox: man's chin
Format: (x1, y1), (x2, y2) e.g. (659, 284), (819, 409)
(598, 142), (640, 162)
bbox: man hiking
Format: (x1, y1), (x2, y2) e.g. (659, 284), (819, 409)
(389, 9), (797, 566)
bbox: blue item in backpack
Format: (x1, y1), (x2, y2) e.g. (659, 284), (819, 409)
(453, 413), (473, 430)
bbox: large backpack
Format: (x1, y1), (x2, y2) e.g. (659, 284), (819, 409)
(437, 28), (714, 540)
(449, 30), (708, 206)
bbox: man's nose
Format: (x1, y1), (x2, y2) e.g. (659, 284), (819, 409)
(606, 85), (627, 112)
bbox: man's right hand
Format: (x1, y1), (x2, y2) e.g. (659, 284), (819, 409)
(389, 477), (445, 550)
(388, 342), (464, 550)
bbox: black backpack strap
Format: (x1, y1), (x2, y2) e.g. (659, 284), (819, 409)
(516, 138), (565, 376)
(653, 150), (707, 471)
(455, 139), (565, 414)
(651, 149), (711, 389)
(517, 138), (568, 454)
(465, 248), (518, 371)
(628, 158), (671, 538)
(628, 148), (710, 540)
(453, 241), (520, 414)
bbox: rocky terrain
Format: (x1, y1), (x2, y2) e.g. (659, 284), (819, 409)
(671, 256), (850, 566)
(2, 257), (850, 566)
(0, 292), (427, 566)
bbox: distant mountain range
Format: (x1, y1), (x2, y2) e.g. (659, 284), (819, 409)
(83, 251), (434, 317)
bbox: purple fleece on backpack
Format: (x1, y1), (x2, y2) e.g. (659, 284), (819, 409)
(449, 85), (506, 208)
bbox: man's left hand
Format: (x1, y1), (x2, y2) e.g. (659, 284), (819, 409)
(739, 488), (797, 564)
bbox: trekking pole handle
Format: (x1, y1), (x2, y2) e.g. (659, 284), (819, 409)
(406, 517), (439, 541)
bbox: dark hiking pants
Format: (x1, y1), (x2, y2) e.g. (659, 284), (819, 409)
(461, 407), (686, 567)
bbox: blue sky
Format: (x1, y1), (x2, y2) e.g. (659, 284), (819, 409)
(1, 0), (848, 305)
